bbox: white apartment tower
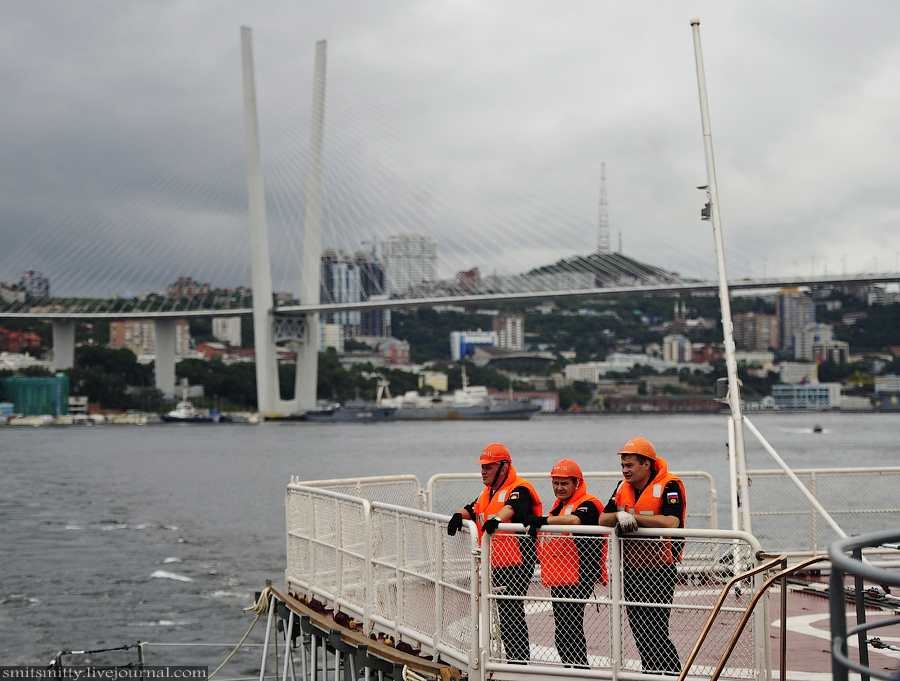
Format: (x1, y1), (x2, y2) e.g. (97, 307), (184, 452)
(382, 233), (437, 294)
(493, 314), (525, 351)
(212, 316), (242, 347)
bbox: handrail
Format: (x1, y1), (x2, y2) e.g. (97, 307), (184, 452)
(678, 554), (830, 681)
(828, 530), (900, 681)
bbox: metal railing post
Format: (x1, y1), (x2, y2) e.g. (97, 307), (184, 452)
(610, 532), (622, 680)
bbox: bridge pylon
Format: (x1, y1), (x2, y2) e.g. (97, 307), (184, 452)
(241, 29), (324, 416)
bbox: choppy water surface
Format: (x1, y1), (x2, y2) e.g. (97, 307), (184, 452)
(1, 412), (896, 664)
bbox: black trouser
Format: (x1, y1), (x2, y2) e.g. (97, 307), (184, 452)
(493, 557), (535, 662)
(623, 563), (681, 674)
(550, 581), (594, 667)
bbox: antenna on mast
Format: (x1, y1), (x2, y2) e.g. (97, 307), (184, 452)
(597, 162), (610, 254)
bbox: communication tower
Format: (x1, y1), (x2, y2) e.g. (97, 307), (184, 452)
(597, 162), (610, 254)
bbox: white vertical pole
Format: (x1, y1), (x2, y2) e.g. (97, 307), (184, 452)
(294, 40), (327, 412)
(51, 320), (75, 370)
(690, 19), (752, 534)
(241, 26), (281, 416)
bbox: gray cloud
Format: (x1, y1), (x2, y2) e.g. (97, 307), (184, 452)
(2, 1), (899, 299)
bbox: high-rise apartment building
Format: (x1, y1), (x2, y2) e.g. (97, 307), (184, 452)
(109, 319), (191, 358)
(776, 288), (815, 352)
(212, 316), (242, 347)
(320, 248), (392, 339)
(321, 249), (362, 333)
(382, 233), (436, 294)
(493, 314), (525, 351)
(354, 249), (391, 337)
(733, 312), (779, 351)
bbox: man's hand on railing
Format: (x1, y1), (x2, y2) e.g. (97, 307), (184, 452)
(447, 512), (464, 536)
(615, 511), (638, 536)
(482, 517), (501, 535)
(523, 514), (547, 540)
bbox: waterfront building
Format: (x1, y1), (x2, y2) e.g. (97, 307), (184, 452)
(212, 316), (242, 347)
(0, 374), (69, 416)
(772, 383), (841, 410)
(109, 319), (191, 358)
(450, 330), (497, 361)
(493, 314), (525, 351)
(777, 288), (815, 352)
(20, 270), (49, 298)
(382, 233), (437, 294)
(733, 312), (779, 351)
(875, 375), (900, 394)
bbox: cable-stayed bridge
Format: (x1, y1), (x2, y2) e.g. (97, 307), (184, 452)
(2, 29), (897, 415)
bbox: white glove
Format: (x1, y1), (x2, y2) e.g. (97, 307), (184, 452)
(615, 511), (638, 536)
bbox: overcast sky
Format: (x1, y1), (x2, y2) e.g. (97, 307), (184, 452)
(2, 1), (899, 298)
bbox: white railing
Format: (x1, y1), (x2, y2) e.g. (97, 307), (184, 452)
(285, 477), (766, 681)
(426, 471), (719, 529)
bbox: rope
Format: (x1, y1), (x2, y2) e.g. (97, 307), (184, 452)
(208, 586), (273, 680)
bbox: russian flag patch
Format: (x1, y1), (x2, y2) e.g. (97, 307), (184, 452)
(666, 492), (679, 504)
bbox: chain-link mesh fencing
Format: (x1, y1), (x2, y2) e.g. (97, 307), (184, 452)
(286, 482), (478, 670)
(427, 471), (718, 529)
(286, 485), (370, 618)
(292, 474), (422, 509)
(746, 467), (900, 557)
(483, 527), (763, 679)
(369, 505), (478, 666)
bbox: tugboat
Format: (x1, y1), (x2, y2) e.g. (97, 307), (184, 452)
(161, 390), (214, 423)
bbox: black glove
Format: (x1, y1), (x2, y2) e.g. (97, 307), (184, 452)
(447, 512), (464, 536)
(524, 514), (547, 540)
(482, 517), (501, 535)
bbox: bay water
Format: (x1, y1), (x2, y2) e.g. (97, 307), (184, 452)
(1, 412), (896, 666)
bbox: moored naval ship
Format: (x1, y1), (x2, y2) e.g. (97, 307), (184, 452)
(375, 373), (541, 421)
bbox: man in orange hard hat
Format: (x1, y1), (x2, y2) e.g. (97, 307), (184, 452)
(447, 443), (542, 662)
(598, 437), (686, 675)
(523, 459), (604, 668)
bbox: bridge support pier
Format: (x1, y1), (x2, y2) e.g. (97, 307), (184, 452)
(154, 319), (176, 399)
(51, 320), (75, 370)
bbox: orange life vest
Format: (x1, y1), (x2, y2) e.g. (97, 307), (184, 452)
(614, 455), (686, 567)
(536, 485), (606, 587)
(474, 464), (542, 568)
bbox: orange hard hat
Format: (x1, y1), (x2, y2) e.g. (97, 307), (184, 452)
(478, 443), (512, 465)
(550, 458), (584, 482)
(618, 437), (657, 460)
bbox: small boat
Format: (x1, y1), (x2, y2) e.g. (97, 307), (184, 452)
(813, 424), (823, 433)
(161, 397), (214, 423)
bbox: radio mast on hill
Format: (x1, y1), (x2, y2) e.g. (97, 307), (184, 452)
(597, 162), (610, 254)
